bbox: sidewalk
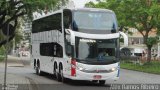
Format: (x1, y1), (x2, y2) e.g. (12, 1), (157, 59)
(0, 55), (31, 90)
(0, 73), (30, 84)
(0, 73), (31, 90)
(0, 55), (24, 67)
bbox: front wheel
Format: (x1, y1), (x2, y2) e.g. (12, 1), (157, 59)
(92, 80), (98, 83)
(99, 80), (106, 85)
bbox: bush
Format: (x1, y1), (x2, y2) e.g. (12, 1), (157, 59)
(120, 56), (140, 63)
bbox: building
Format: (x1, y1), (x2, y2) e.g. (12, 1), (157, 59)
(126, 28), (159, 60)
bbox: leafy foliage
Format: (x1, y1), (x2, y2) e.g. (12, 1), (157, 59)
(146, 36), (159, 48)
(86, 0), (160, 62)
(0, 0), (68, 47)
(0, 46), (5, 61)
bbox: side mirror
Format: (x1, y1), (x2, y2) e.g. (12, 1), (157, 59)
(65, 29), (75, 45)
(119, 31), (128, 47)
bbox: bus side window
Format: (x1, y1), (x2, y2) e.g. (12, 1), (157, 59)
(54, 45), (57, 56)
(40, 43), (54, 56)
(54, 43), (63, 57)
(40, 43), (63, 57)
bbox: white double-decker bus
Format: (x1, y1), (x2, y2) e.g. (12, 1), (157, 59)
(31, 8), (128, 85)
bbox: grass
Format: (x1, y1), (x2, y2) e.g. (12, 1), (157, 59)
(120, 61), (160, 75)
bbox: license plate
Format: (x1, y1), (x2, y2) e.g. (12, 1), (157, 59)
(93, 75), (102, 80)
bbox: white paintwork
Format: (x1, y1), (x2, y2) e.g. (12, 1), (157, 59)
(31, 8), (128, 81)
(64, 62), (119, 81)
(66, 29), (120, 45)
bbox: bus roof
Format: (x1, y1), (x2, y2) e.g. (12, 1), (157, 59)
(33, 8), (114, 21)
(69, 8), (113, 13)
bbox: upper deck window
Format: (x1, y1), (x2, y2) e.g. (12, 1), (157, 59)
(73, 11), (117, 31)
(32, 13), (62, 33)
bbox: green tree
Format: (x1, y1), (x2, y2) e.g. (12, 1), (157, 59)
(86, 0), (160, 62)
(0, 0), (68, 47)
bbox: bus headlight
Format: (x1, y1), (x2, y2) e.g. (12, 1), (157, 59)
(77, 65), (86, 71)
(110, 67), (118, 72)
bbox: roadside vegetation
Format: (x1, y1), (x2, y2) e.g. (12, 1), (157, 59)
(86, 0), (160, 63)
(120, 60), (160, 75)
(0, 0), (69, 54)
(0, 46), (5, 62)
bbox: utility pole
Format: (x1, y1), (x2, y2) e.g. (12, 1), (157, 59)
(158, 39), (160, 59)
(3, 0), (10, 89)
(3, 24), (9, 90)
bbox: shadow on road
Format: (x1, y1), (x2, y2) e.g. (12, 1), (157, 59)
(64, 80), (111, 87)
(34, 72), (111, 87)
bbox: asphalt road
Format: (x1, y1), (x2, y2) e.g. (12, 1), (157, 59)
(0, 57), (160, 90)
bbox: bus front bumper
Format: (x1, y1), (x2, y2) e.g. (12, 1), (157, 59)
(65, 70), (119, 81)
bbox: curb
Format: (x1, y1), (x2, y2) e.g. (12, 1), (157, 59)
(0, 55), (24, 67)
(26, 77), (39, 90)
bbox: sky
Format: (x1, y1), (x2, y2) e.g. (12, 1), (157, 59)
(33, 0), (97, 19)
(72, 0), (97, 8)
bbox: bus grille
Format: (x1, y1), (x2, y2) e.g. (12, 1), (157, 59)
(81, 69), (113, 73)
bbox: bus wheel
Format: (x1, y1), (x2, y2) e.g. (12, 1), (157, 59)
(92, 80), (98, 83)
(55, 68), (61, 82)
(34, 60), (36, 69)
(99, 80), (106, 85)
(59, 66), (67, 83)
(36, 62), (43, 76)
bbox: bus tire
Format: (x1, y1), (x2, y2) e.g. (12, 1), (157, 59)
(59, 64), (67, 83)
(36, 61), (43, 76)
(92, 80), (98, 83)
(56, 70), (61, 82)
(53, 62), (57, 77)
(54, 65), (61, 82)
(54, 62), (61, 82)
(99, 80), (106, 85)
(34, 59), (36, 69)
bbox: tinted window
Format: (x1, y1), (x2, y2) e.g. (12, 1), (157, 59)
(40, 43), (63, 57)
(75, 37), (118, 61)
(32, 13), (62, 33)
(73, 11), (117, 30)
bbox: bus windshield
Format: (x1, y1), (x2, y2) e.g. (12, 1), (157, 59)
(75, 37), (118, 63)
(73, 11), (117, 30)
